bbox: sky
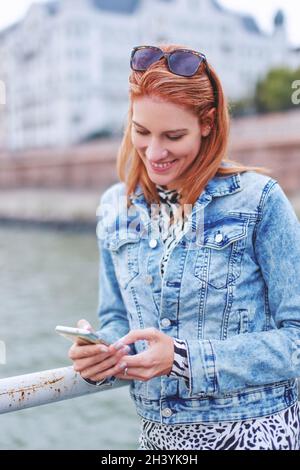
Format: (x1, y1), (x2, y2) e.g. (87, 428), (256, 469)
(0, 0), (299, 46)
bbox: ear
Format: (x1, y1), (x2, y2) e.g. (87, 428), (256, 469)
(201, 108), (216, 137)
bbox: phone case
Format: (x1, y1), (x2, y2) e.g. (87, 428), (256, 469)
(55, 326), (109, 345)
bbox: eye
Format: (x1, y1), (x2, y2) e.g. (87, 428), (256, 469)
(135, 130), (148, 136)
(134, 130), (184, 141)
(167, 135), (183, 141)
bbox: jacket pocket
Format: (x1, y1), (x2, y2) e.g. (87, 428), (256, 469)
(224, 308), (250, 339)
(105, 236), (140, 289)
(194, 215), (249, 289)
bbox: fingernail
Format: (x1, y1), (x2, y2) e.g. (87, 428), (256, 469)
(112, 341), (125, 350)
(98, 345), (108, 353)
(119, 362), (127, 370)
(121, 345), (130, 354)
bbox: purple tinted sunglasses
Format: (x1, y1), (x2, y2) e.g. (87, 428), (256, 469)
(130, 45), (218, 105)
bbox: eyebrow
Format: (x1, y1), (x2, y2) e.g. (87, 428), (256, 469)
(132, 120), (188, 133)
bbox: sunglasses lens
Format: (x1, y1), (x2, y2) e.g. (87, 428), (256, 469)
(169, 51), (203, 77)
(132, 48), (163, 71)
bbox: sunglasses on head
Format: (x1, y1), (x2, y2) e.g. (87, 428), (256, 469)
(130, 45), (218, 105)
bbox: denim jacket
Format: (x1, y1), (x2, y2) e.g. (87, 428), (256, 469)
(92, 168), (300, 424)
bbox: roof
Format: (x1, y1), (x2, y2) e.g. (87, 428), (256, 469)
(91, 0), (140, 14)
(211, 0), (262, 35)
(89, 0), (263, 36)
(46, 1), (60, 15)
(240, 15), (261, 34)
(0, 0), (267, 39)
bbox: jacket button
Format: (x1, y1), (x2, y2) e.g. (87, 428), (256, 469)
(161, 318), (171, 328)
(149, 239), (158, 248)
(145, 275), (153, 284)
(162, 408), (173, 418)
(215, 233), (223, 243)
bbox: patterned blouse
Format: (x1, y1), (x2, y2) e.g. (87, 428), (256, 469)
(138, 184), (300, 450)
(155, 184), (190, 385)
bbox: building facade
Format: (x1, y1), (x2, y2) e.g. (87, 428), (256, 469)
(0, 0), (298, 151)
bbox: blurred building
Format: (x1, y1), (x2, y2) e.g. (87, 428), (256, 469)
(0, 29), (8, 152)
(289, 47), (300, 70)
(0, 0), (299, 151)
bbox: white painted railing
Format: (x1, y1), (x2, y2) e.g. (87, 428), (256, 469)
(0, 366), (125, 414)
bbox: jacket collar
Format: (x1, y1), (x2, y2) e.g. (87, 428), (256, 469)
(204, 172), (242, 198)
(131, 166), (243, 202)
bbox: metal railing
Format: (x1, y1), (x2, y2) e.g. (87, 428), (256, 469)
(0, 366), (126, 414)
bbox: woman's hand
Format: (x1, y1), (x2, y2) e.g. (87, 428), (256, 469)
(112, 328), (175, 382)
(68, 319), (130, 382)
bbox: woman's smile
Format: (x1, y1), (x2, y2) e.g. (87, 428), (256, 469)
(148, 158), (179, 173)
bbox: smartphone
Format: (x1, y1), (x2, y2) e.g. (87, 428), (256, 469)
(55, 325), (109, 346)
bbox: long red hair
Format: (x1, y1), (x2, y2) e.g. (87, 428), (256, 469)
(117, 43), (269, 207)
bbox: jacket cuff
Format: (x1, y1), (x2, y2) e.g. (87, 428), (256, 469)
(167, 338), (190, 387)
(82, 376), (117, 387)
(185, 339), (218, 396)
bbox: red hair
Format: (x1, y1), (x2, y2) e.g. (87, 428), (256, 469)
(117, 43), (269, 207)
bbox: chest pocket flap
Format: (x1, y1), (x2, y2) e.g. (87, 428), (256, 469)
(195, 215), (249, 289)
(202, 215), (249, 249)
(103, 230), (141, 289)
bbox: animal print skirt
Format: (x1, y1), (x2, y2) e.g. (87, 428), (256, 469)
(138, 401), (300, 450)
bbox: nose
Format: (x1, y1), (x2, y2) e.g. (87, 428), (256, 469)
(145, 144), (169, 162)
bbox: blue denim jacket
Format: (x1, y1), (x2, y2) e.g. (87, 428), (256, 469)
(93, 168), (300, 424)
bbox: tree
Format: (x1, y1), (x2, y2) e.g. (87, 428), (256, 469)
(254, 67), (300, 113)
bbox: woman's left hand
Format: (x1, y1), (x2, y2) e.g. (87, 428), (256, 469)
(112, 328), (174, 381)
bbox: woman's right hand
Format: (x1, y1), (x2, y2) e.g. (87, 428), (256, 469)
(68, 319), (130, 382)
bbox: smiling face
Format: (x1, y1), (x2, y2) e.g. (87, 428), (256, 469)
(131, 95), (213, 188)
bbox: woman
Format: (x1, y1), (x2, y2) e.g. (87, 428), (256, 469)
(69, 44), (300, 450)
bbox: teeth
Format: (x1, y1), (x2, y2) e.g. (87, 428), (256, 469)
(152, 160), (176, 169)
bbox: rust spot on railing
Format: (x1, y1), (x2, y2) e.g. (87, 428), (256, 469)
(0, 376), (64, 397)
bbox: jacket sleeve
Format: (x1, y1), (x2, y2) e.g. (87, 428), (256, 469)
(185, 180), (300, 397)
(96, 238), (133, 345)
(84, 193), (135, 389)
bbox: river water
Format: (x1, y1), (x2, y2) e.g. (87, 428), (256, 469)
(0, 225), (139, 450)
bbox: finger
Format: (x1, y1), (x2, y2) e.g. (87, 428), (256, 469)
(75, 319), (94, 346)
(77, 319), (93, 331)
(81, 354), (122, 377)
(113, 372), (136, 381)
(111, 328), (158, 350)
(75, 345), (130, 372)
(89, 360), (129, 382)
(113, 351), (149, 369)
(115, 366), (152, 381)
(81, 357), (128, 381)
(73, 351), (111, 372)
(69, 343), (107, 360)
